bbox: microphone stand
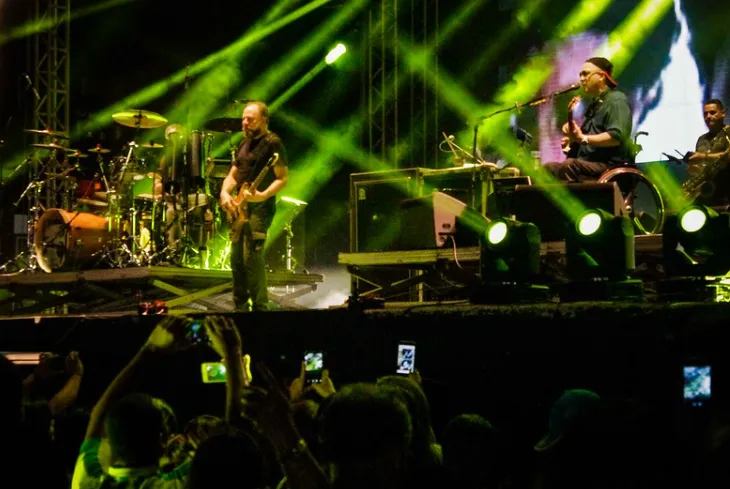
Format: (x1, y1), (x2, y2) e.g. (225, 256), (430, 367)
(470, 90), (565, 208)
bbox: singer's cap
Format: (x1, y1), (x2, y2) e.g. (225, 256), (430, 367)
(585, 57), (618, 88)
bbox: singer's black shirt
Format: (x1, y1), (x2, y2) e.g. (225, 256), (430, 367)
(577, 88), (633, 164)
(232, 131), (288, 224)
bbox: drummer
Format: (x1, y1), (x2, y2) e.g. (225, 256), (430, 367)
(150, 124), (211, 258)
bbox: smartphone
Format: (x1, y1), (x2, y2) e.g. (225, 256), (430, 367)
(303, 351), (324, 384)
(683, 365), (711, 406)
(396, 341), (416, 375)
(186, 319), (208, 345)
(201, 362), (227, 383)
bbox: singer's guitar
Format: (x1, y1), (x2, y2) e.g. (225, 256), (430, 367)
(562, 96), (582, 158)
(226, 153), (279, 243)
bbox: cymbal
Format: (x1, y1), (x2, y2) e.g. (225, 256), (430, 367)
(140, 142), (164, 149)
(88, 145), (111, 154)
(203, 117), (240, 133)
(24, 128), (69, 139)
(66, 150), (88, 158)
(112, 110), (168, 129)
(77, 198), (108, 207)
(32, 143), (66, 150)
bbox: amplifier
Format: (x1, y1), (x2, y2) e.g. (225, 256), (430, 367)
(510, 182), (625, 242)
(350, 169), (421, 252)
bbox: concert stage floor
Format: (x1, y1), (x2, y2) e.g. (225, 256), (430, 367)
(0, 266), (324, 316)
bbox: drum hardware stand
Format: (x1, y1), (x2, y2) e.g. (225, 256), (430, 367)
(0, 152), (46, 273)
(283, 223), (300, 273)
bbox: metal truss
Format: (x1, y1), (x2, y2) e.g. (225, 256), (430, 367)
(367, 0), (399, 167)
(32, 0), (71, 211)
(407, 0), (439, 169)
(33, 0), (70, 136)
(365, 0), (439, 169)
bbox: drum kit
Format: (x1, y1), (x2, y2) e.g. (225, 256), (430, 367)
(2, 110), (211, 273)
(1, 110), (307, 275)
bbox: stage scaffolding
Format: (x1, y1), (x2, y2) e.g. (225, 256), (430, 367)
(365, 0), (439, 170)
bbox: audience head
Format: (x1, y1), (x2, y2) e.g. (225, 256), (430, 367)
(442, 413), (500, 486)
(104, 393), (172, 467)
(187, 433), (266, 489)
(535, 389), (602, 453)
(319, 383), (412, 486)
(376, 375), (440, 466)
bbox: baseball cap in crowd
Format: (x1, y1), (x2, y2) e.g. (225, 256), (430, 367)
(534, 389), (602, 452)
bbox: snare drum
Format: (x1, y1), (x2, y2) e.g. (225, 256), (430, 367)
(34, 209), (110, 273)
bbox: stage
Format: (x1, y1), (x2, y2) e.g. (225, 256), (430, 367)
(0, 266), (324, 316)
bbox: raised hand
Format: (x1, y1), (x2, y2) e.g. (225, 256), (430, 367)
(143, 315), (190, 353)
(65, 351), (84, 377)
(204, 315), (242, 358)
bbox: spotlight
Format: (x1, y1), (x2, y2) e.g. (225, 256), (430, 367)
(558, 208), (641, 301)
(662, 204), (730, 278)
(325, 43), (347, 65)
(472, 218), (548, 304)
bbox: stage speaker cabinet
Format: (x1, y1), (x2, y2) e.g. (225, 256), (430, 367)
(397, 191), (478, 250)
(418, 166), (494, 247)
(350, 169), (422, 252)
(510, 182), (626, 242)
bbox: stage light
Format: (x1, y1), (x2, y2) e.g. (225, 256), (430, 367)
(662, 204), (730, 278)
(566, 209), (635, 280)
(325, 43), (347, 64)
(559, 208), (641, 301)
(486, 220), (508, 245)
(472, 218), (547, 303)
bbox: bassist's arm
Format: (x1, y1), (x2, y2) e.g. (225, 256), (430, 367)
(221, 166), (238, 198)
(259, 165), (288, 200)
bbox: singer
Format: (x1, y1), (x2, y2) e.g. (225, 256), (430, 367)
(543, 57), (633, 182)
(220, 101), (289, 312)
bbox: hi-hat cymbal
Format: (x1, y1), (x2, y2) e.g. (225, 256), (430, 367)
(112, 110), (168, 129)
(24, 128), (69, 139)
(140, 142), (164, 149)
(88, 145), (111, 154)
(203, 117), (240, 133)
(67, 150), (88, 159)
(32, 143), (66, 150)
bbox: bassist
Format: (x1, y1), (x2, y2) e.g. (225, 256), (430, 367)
(220, 101), (288, 312)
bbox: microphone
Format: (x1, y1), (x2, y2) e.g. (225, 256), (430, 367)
(22, 73), (41, 100)
(526, 84), (581, 107)
(552, 84), (581, 97)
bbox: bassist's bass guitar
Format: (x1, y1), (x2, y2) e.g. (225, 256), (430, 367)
(226, 152), (279, 243)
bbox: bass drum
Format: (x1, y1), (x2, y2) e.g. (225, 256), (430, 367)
(34, 209), (110, 273)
